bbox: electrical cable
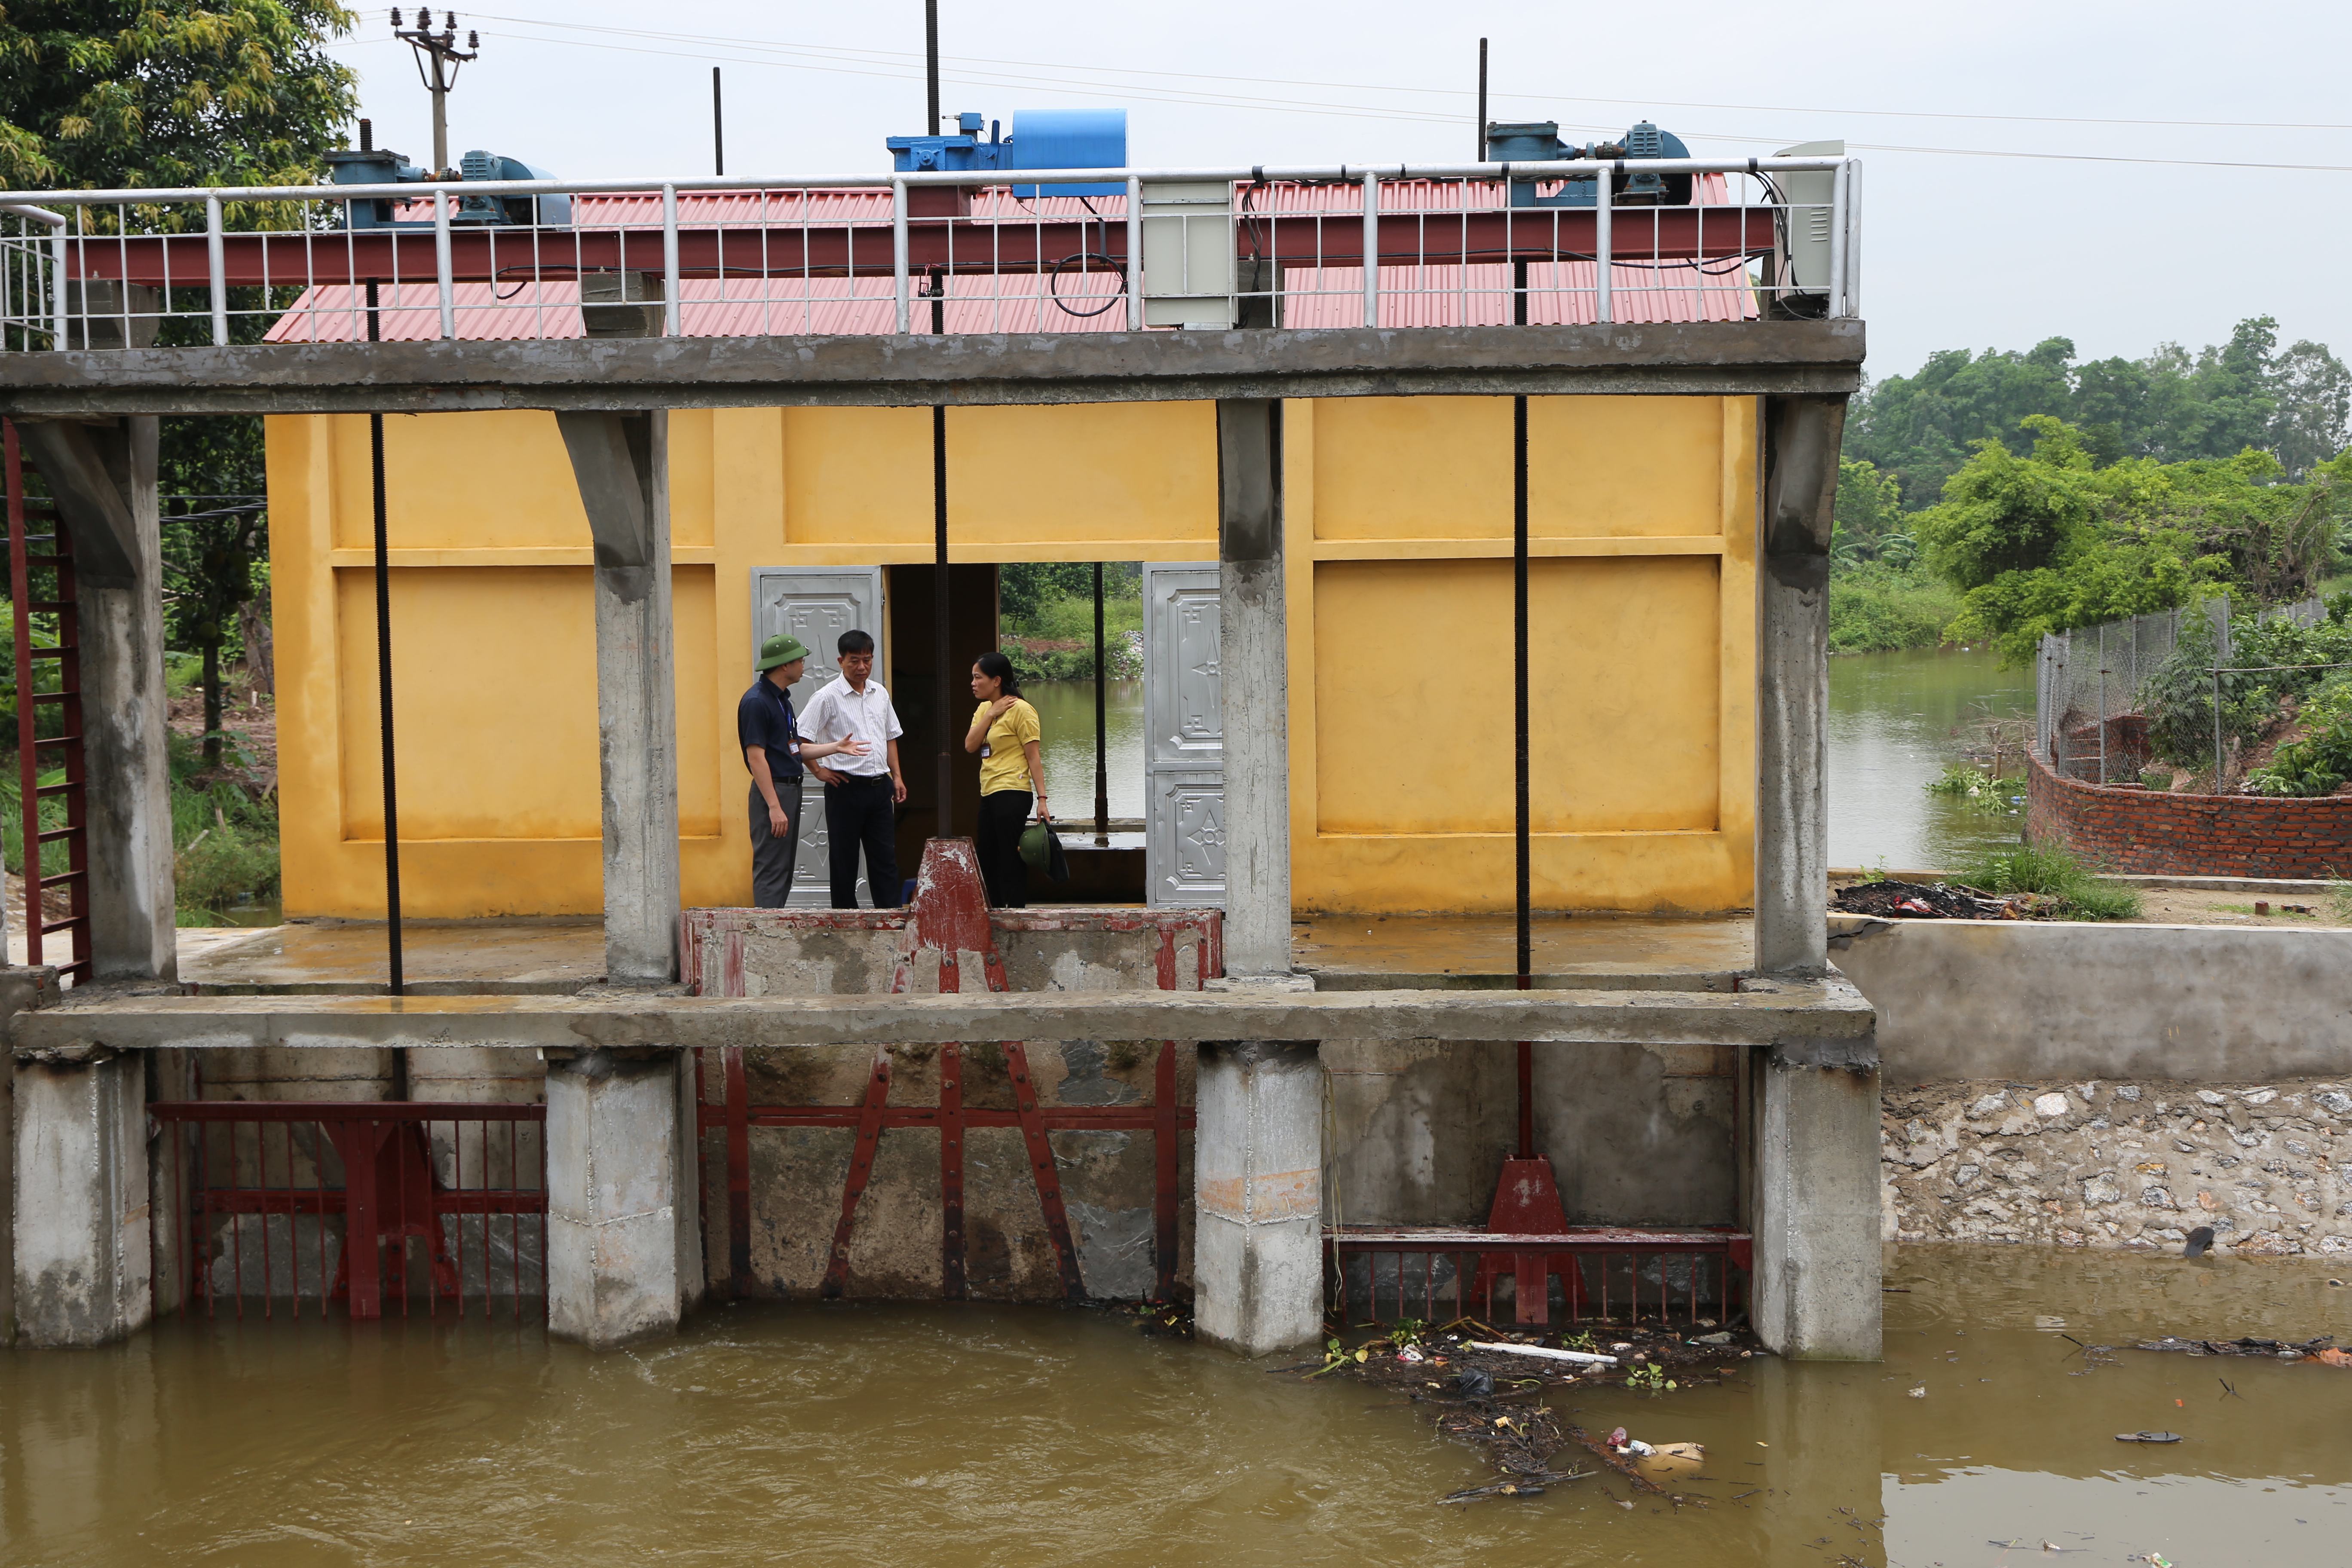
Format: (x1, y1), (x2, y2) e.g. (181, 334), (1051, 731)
(447, 13), (2352, 135)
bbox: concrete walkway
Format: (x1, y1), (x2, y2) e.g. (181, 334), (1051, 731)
(95, 912), (1759, 995)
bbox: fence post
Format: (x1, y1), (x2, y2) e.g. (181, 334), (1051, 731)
(2097, 622), (2107, 785)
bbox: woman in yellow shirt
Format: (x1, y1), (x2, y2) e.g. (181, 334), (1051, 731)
(963, 651), (1047, 906)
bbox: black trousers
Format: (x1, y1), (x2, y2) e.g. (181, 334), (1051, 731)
(749, 776), (802, 908)
(824, 774), (902, 908)
(975, 789), (1033, 908)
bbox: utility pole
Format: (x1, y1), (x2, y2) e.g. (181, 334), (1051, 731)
(391, 8), (479, 176)
(713, 67), (725, 176)
(1477, 37), (1489, 160)
(926, 0), (941, 129)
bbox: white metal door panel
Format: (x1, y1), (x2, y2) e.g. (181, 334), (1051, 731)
(1143, 562), (1222, 907)
(750, 567), (885, 907)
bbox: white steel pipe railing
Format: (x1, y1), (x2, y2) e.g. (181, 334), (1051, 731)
(432, 188), (454, 340)
(1124, 174), (1144, 334)
(205, 194), (228, 345)
(0, 155), (1862, 349)
(661, 183), (681, 338)
(1593, 169), (1612, 325)
(1827, 159), (1850, 322)
(891, 178), (910, 335)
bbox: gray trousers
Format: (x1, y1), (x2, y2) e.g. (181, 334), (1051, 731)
(750, 775), (804, 908)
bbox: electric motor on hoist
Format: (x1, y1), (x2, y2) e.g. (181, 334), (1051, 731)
(1481, 119), (1694, 208)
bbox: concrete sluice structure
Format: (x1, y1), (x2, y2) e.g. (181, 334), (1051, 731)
(2, 152), (1880, 1363)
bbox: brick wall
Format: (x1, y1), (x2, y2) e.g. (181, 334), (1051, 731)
(2027, 747), (2352, 878)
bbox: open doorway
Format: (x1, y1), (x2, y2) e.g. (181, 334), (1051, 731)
(994, 562), (1148, 902)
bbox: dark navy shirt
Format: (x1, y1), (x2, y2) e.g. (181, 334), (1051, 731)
(737, 676), (801, 781)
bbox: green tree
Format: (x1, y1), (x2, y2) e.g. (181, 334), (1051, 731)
(0, 2), (358, 197)
(3, 3), (352, 758)
(1844, 318), (2349, 504)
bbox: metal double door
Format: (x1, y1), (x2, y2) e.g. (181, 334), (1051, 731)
(1142, 562), (1224, 908)
(749, 567), (885, 907)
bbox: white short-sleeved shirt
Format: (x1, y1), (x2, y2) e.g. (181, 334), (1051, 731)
(798, 674), (904, 778)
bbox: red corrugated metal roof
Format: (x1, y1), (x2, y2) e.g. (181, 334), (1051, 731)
(272, 177), (1749, 340)
(263, 270), (1133, 343)
(1280, 260), (1755, 328)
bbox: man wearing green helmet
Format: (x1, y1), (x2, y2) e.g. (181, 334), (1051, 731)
(738, 632), (869, 907)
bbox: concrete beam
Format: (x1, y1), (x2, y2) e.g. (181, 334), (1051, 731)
(20, 418), (177, 980)
(554, 410), (681, 985)
(11, 1051), (150, 1346)
(545, 1047), (699, 1346)
(1754, 393), (1846, 977)
(0, 321), (1867, 418)
(1217, 400), (1290, 977)
(12, 979), (1877, 1054)
(1746, 1032), (1882, 1360)
(1194, 1040), (1322, 1356)
(11, 419), (142, 585)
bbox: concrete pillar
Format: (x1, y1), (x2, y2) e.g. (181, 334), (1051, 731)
(1755, 395), (1847, 977)
(1746, 1026), (1882, 1360)
(1194, 1038), (1321, 1356)
(0, 965), (61, 1344)
(1216, 400), (1291, 976)
(11, 1051), (150, 1346)
(556, 410), (680, 985)
(545, 1047), (699, 1347)
(17, 417), (176, 980)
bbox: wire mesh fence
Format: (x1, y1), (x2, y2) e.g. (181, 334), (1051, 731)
(2037, 596), (2326, 785)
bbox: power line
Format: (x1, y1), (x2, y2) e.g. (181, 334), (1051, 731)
(450, 11), (2352, 135)
(329, 17), (2352, 172)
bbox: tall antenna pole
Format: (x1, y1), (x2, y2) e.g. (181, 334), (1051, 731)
(1477, 37), (1489, 160)
(392, 9), (479, 176)
(713, 67), (725, 176)
(926, 0), (941, 129)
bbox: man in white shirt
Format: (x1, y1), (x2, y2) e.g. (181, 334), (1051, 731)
(798, 628), (909, 907)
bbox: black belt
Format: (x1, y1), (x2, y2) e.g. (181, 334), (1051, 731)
(828, 773), (891, 784)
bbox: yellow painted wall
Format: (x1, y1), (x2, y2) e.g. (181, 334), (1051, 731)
(269, 394), (1753, 919)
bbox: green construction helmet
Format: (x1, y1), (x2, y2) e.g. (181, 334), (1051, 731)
(756, 632), (811, 672)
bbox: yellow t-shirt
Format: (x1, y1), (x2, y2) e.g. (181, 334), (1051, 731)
(972, 697), (1042, 795)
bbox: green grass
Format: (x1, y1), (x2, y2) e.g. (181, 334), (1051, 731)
(2328, 882), (2352, 924)
(1828, 563), (1962, 654)
(1924, 760), (2018, 815)
(167, 733), (279, 923)
(1959, 840), (2142, 921)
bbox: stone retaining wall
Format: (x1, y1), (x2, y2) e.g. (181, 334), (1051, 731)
(1882, 1076), (2352, 1256)
(2026, 746), (2352, 878)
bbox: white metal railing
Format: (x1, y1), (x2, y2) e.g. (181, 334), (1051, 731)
(0, 157), (1859, 352)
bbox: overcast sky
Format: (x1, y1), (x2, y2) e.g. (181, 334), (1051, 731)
(331, 1), (2352, 379)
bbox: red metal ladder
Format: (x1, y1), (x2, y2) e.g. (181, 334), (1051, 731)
(3, 417), (94, 983)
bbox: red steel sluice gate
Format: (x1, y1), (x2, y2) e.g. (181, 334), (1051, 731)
(149, 1101), (547, 1322)
(685, 841), (1211, 1304)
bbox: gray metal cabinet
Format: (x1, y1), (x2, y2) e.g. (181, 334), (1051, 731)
(1142, 562), (1223, 908)
(749, 567), (885, 907)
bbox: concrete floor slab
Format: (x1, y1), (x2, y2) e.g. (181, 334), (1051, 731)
(174, 920), (605, 995)
(1295, 913), (1754, 989)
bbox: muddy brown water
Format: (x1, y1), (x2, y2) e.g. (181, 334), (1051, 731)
(3, 1246), (2346, 1565)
